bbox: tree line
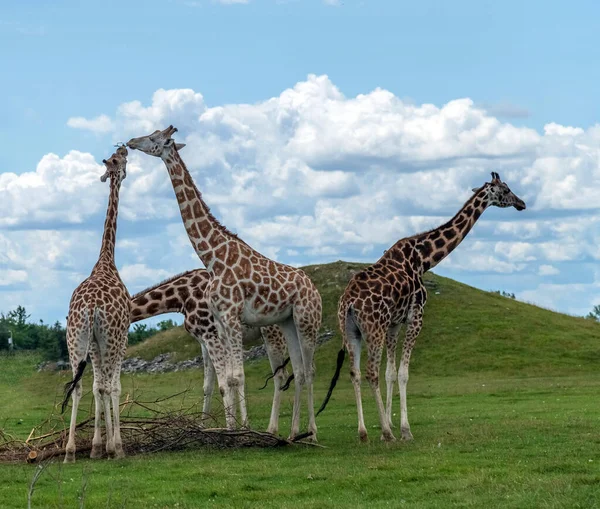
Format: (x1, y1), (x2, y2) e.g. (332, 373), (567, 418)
(0, 306), (177, 361)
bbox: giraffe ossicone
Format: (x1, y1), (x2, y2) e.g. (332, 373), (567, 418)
(318, 171), (526, 442)
(127, 126), (323, 441)
(62, 146), (131, 463)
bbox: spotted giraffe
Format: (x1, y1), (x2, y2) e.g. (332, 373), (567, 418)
(130, 269), (289, 434)
(127, 126), (322, 440)
(61, 147), (131, 462)
(318, 172), (526, 442)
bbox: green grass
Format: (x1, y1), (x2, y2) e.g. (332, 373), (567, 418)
(1, 261), (600, 508)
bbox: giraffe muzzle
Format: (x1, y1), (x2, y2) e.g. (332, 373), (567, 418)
(514, 199), (526, 211)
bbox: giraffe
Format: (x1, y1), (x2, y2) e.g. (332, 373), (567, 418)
(126, 126), (322, 440)
(130, 268), (289, 434)
(61, 146), (131, 462)
(318, 172), (526, 442)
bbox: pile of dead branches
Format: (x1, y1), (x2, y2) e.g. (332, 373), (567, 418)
(0, 390), (316, 464)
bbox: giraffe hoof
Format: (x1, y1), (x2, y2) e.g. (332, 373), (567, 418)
(359, 430), (369, 443)
(381, 431), (397, 442)
(304, 432), (318, 443)
(401, 428), (414, 441)
(90, 445), (103, 459)
(114, 447), (125, 460)
(63, 453), (76, 464)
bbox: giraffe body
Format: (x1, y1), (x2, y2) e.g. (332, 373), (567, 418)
(127, 127), (322, 440)
(130, 269), (289, 434)
(62, 147), (131, 463)
(321, 172), (526, 442)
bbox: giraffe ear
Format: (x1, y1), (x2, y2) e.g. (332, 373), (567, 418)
(175, 143), (186, 151)
(472, 187), (480, 193)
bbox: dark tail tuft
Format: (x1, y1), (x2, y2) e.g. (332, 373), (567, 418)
(61, 360), (87, 414)
(259, 356), (291, 390)
(316, 348), (346, 417)
(281, 373), (295, 391)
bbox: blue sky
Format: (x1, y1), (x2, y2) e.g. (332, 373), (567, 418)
(1, 0), (600, 325)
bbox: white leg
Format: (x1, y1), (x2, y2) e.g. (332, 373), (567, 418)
(111, 357), (124, 458)
(365, 331), (395, 442)
(280, 318), (305, 440)
(90, 373), (104, 459)
(346, 328), (368, 442)
(64, 380), (82, 463)
(300, 335), (317, 441)
(398, 306), (423, 441)
(103, 377), (115, 457)
(212, 315), (238, 429)
(385, 325), (400, 429)
(262, 326), (287, 435)
(201, 342), (216, 417)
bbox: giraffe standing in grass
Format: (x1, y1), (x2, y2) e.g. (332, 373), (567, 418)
(62, 147), (131, 462)
(127, 126), (322, 440)
(130, 269), (289, 434)
(318, 172), (526, 442)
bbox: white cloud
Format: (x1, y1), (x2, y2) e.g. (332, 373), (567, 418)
(0, 269), (28, 287)
(538, 264), (559, 276)
(0, 151), (107, 227)
(6, 75), (600, 320)
(67, 114), (114, 134)
(120, 264), (172, 288)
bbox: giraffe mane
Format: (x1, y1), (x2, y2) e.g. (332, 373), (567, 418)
(182, 167), (254, 250)
(131, 270), (197, 300)
(407, 187), (483, 241)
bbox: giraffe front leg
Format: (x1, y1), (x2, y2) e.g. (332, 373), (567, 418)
(225, 320), (247, 429)
(398, 307), (423, 441)
(385, 325), (401, 430)
(200, 342), (216, 419)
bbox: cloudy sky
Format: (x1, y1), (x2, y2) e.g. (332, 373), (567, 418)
(1, 0), (600, 325)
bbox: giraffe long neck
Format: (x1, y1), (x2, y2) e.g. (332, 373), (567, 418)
(161, 148), (240, 272)
(96, 179), (121, 266)
(130, 273), (193, 322)
(392, 188), (490, 273)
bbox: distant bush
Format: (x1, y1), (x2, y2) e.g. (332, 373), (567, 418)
(0, 305), (181, 361)
(493, 290), (516, 299)
(585, 305), (600, 322)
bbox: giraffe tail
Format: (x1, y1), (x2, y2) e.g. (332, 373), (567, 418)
(61, 360), (87, 414)
(316, 348), (346, 417)
(260, 356), (290, 390)
(61, 306), (94, 413)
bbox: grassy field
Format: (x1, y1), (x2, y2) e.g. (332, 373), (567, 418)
(1, 262), (600, 508)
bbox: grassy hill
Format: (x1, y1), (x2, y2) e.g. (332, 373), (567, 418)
(2, 261), (600, 508)
(128, 260), (600, 378)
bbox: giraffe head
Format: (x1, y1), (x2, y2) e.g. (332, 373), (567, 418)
(474, 172), (526, 211)
(126, 125), (186, 159)
(100, 146), (128, 186)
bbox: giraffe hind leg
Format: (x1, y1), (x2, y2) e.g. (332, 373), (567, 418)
(262, 325), (287, 436)
(64, 313), (92, 464)
(345, 313), (369, 442)
(279, 317), (305, 441)
(364, 329), (396, 442)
